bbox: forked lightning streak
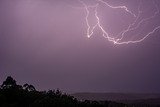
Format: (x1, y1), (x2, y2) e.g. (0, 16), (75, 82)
(78, 0), (160, 44)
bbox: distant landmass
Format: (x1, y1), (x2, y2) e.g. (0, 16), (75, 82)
(72, 93), (160, 101)
(72, 93), (160, 105)
(1, 76), (160, 107)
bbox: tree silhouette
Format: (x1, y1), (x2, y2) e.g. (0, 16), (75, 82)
(0, 76), (155, 107)
(23, 84), (36, 91)
(1, 76), (17, 89)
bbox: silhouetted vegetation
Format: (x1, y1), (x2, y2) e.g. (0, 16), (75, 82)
(0, 76), (159, 107)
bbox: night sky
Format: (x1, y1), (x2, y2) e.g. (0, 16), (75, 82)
(0, 0), (160, 93)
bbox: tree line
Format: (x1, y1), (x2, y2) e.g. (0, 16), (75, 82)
(0, 76), (158, 107)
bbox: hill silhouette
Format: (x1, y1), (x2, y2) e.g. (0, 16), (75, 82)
(0, 76), (159, 107)
(72, 92), (160, 101)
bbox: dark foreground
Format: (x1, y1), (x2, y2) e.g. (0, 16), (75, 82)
(0, 76), (160, 107)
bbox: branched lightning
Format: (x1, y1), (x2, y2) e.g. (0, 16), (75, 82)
(78, 0), (160, 44)
(97, 0), (136, 17)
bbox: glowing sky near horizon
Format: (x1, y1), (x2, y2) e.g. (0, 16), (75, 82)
(0, 0), (160, 93)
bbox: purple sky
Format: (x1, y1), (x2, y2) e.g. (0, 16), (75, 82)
(0, 0), (160, 93)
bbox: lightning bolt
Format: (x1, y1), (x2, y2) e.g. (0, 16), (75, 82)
(78, 0), (160, 45)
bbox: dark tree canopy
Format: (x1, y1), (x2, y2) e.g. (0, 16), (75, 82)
(1, 76), (17, 89)
(0, 76), (158, 107)
(23, 83), (36, 91)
